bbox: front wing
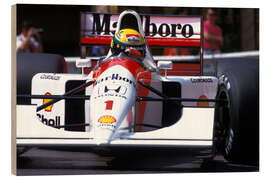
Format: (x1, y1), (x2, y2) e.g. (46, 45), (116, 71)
(16, 105), (215, 150)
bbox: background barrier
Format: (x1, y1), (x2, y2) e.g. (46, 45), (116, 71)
(65, 50), (259, 76)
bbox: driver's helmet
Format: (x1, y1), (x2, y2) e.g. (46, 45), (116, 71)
(111, 28), (146, 60)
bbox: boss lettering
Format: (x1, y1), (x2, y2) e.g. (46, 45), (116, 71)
(191, 78), (213, 83)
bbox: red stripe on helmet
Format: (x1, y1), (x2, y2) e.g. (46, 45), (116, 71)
(126, 34), (140, 38)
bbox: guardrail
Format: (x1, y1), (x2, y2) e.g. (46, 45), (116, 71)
(65, 50), (259, 62)
(65, 51), (259, 76)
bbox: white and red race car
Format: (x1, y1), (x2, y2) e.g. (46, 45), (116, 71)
(16, 10), (258, 164)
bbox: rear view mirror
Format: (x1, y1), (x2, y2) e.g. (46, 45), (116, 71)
(76, 58), (91, 68)
(157, 61), (172, 78)
(157, 61), (172, 70)
(76, 59), (91, 74)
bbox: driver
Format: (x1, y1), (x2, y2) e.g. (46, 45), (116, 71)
(110, 28), (146, 61)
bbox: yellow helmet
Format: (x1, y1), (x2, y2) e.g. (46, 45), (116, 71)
(111, 28), (145, 58)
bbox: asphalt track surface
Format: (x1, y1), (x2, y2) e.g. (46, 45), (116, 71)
(16, 148), (258, 175)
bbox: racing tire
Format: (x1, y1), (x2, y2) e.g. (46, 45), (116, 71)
(17, 52), (68, 104)
(215, 59), (259, 165)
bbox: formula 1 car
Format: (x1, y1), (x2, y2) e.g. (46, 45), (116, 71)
(16, 10), (259, 165)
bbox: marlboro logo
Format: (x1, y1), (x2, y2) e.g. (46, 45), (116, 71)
(96, 73), (136, 88)
(98, 115), (116, 124)
(89, 14), (195, 38)
(43, 92), (53, 112)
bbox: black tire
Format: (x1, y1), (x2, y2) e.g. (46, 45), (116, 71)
(215, 59), (259, 165)
(17, 147), (30, 156)
(17, 52), (68, 104)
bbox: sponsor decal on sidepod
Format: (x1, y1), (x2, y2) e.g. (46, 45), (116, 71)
(37, 114), (61, 127)
(40, 74), (60, 80)
(43, 92), (53, 112)
(37, 92), (61, 128)
(191, 78), (213, 83)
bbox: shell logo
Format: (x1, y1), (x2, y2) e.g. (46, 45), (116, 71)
(197, 95), (209, 107)
(43, 92), (53, 112)
(98, 115), (117, 124)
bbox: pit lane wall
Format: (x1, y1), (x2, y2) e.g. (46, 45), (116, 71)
(65, 51), (259, 76)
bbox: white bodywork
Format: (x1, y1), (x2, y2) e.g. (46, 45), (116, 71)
(90, 65), (137, 143)
(17, 106), (214, 147)
(17, 71), (217, 148)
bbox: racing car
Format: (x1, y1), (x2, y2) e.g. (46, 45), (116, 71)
(16, 10), (259, 165)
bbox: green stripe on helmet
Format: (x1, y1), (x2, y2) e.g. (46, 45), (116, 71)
(113, 37), (145, 47)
